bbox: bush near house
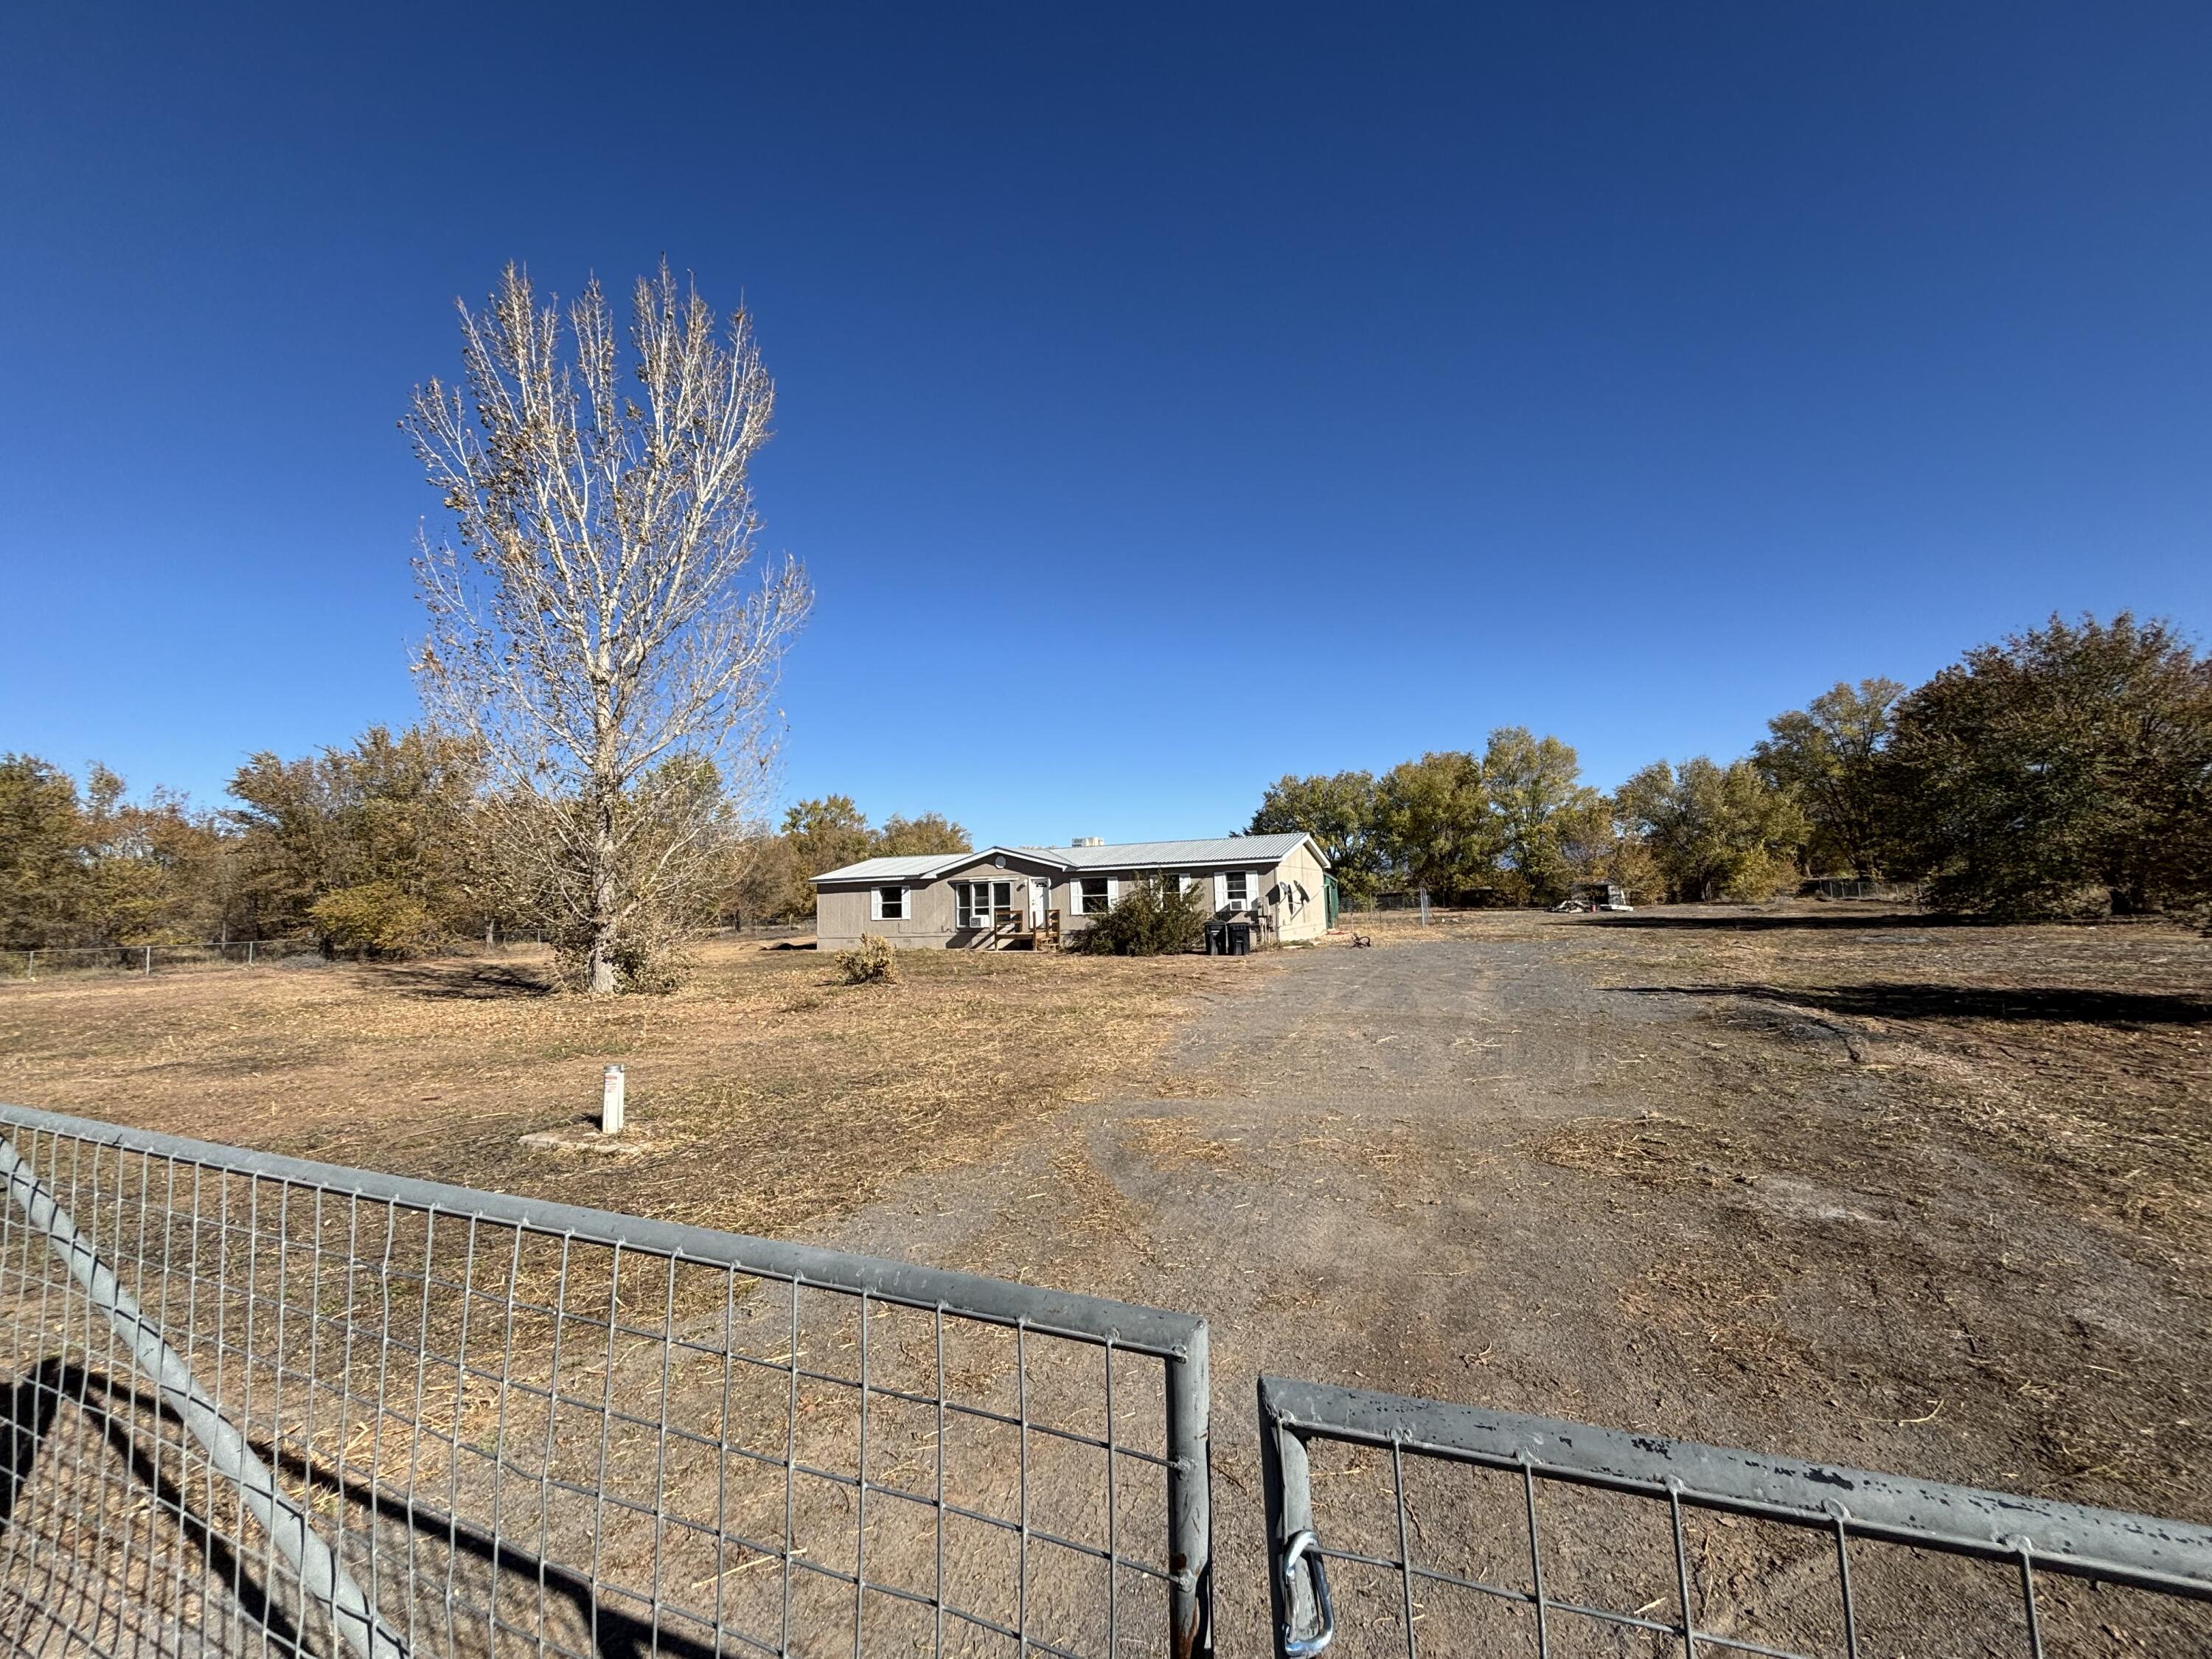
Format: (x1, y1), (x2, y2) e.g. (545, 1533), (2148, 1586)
(837, 933), (897, 984)
(1071, 876), (1212, 956)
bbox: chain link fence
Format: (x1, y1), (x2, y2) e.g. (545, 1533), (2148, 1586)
(0, 941), (332, 981)
(1, 927), (810, 985)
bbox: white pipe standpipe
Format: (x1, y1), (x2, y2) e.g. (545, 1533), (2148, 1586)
(601, 1064), (626, 1135)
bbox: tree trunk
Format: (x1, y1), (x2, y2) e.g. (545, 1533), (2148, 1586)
(587, 793), (619, 995)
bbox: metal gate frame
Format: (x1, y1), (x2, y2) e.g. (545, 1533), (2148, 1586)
(0, 1104), (1213, 1658)
(1258, 1373), (2212, 1657)
(10, 1098), (2212, 1659)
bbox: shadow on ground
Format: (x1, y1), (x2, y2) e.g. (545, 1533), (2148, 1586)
(1621, 981), (2212, 1026)
(1588, 911), (2001, 933)
(366, 961), (554, 1001)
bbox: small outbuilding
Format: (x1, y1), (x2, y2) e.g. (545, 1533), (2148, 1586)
(811, 833), (1331, 952)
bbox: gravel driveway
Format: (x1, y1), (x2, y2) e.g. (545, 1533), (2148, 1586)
(824, 915), (2212, 1654)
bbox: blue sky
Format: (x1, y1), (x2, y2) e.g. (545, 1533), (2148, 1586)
(4, 4), (2208, 845)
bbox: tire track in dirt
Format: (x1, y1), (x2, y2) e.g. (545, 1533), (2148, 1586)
(820, 920), (2212, 1653)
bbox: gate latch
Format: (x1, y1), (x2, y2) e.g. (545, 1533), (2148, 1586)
(1278, 1528), (1335, 1657)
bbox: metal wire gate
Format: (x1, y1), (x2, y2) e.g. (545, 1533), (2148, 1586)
(0, 1105), (1212, 1659)
(10, 1099), (2212, 1659)
(1258, 1375), (2212, 1658)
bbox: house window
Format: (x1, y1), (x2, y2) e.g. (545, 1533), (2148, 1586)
(956, 881), (1015, 928)
(1078, 877), (1112, 914)
(872, 886), (905, 921)
(1223, 872), (1251, 908)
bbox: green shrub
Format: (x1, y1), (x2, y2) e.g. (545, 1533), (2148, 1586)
(307, 882), (442, 958)
(1072, 875), (1211, 956)
(1718, 845), (1802, 904)
(837, 933), (897, 984)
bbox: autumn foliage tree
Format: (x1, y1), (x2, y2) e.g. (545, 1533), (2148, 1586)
(1248, 771), (1382, 905)
(1613, 757), (1806, 902)
(873, 811), (973, 858)
(1753, 679), (1904, 879)
(1884, 614), (2212, 916)
(1372, 751), (1498, 896)
(0, 757), (226, 949)
(1483, 727), (1600, 905)
(227, 726), (482, 952)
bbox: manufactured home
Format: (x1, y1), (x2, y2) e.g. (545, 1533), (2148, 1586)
(811, 833), (1332, 951)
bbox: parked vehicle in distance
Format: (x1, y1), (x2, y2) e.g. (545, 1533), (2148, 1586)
(1552, 881), (1633, 913)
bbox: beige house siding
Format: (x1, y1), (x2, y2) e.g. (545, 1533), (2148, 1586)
(1269, 840), (1331, 942)
(813, 838), (1334, 951)
(1057, 856), (1315, 939)
(813, 880), (953, 950)
(816, 853), (1064, 951)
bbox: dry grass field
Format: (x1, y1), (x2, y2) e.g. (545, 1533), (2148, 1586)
(0, 936), (1275, 1239)
(4, 905), (2211, 1650)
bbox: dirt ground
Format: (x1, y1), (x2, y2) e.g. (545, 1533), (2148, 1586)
(815, 903), (2212, 1652)
(0, 937), (1254, 1241)
(3, 904), (2209, 1653)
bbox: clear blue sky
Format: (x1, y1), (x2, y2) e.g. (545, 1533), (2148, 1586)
(4, 4), (2207, 845)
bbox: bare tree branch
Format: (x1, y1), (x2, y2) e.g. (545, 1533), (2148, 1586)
(406, 262), (811, 992)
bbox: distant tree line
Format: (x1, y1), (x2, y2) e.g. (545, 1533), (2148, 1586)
(1251, 613), (2212, 919)
(4, 728), (540, 958)
(7, 612), (2204, 960)
(0, 737), (973, 957)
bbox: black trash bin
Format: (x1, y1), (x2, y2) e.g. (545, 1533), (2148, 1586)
(1203, 920), (1227, 956)
(1227, 921), (1252, 956)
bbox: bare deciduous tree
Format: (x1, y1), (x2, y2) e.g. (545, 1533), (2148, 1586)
(407, 262), (810, 992)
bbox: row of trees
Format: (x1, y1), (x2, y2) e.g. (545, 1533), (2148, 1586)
(4, 728), (526, 959)
(0, 736), (971, 959)
(1251, 613), (2212, 918)
(1248, 730), (1636, 910)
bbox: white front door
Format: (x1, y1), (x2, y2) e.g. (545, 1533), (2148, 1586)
(1031, 877), (1049, 925)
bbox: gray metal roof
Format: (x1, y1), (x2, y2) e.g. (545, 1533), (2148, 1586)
(1050, 833), (1316, 869)
(810, 832), (1321, 884)
(808, 853), (973, 884)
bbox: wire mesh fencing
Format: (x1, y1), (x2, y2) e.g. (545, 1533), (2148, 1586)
(1258, 1374), (2212, 1658)
(12, 1097), (2212, 1659)
(0, 1105), (1212, 1659)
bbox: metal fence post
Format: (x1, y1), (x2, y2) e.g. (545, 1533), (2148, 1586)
(1166, 1321), (1213, 1657)
(0, 1136), (405, 1659)
(247, 939), (256, 967)
(142, 945), (152, 976)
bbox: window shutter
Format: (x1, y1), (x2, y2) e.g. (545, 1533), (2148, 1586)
(1105, 877), (1119, 905)
(869, 888), (882, 921)
(1213, 873), (1227, 909)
